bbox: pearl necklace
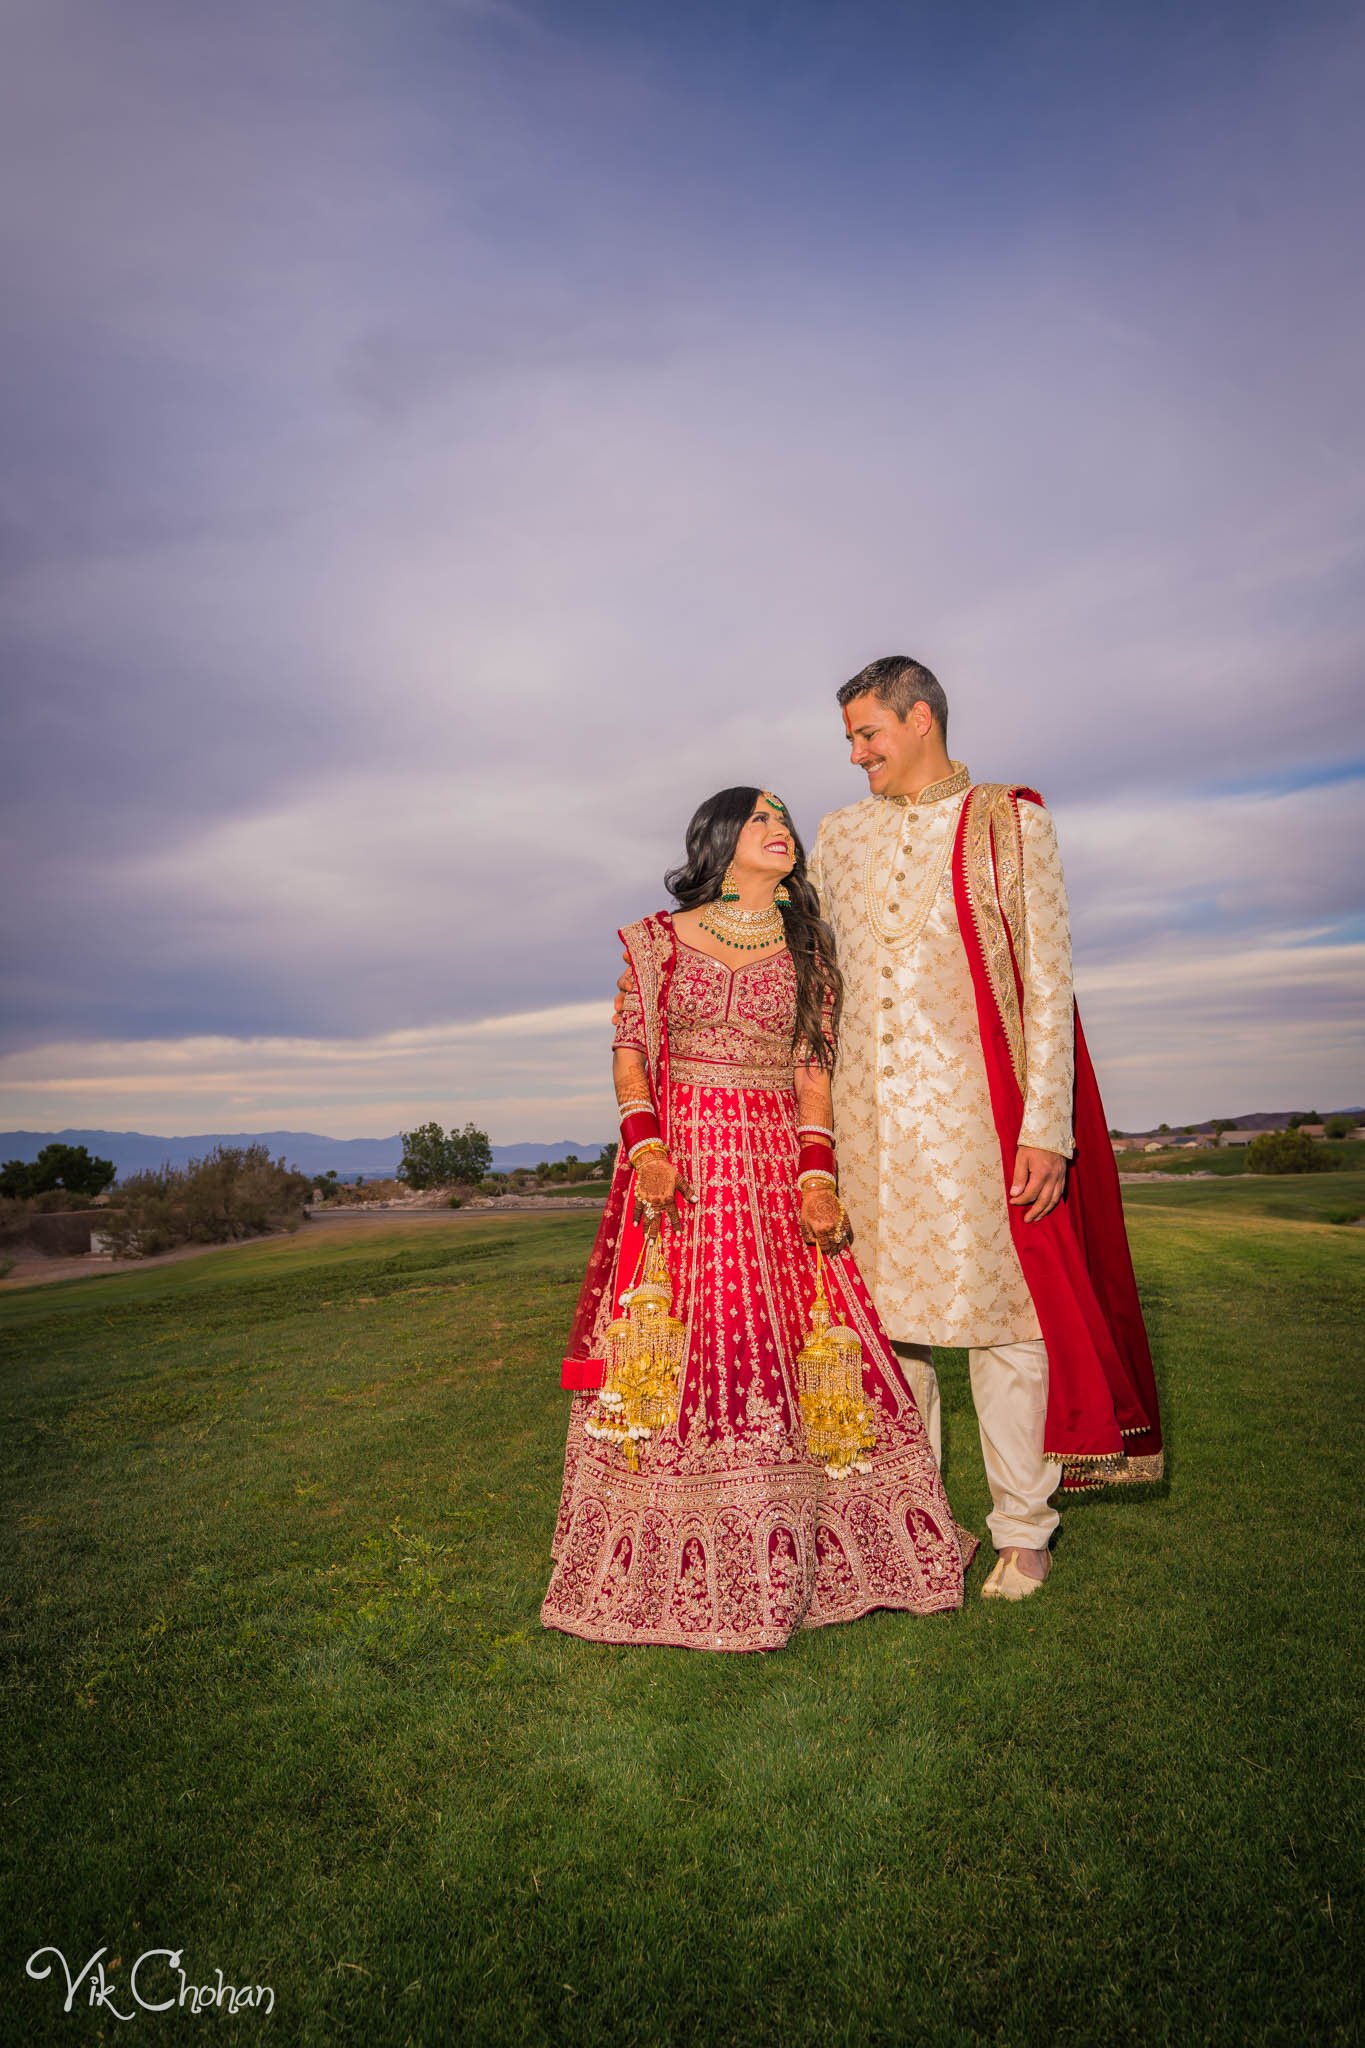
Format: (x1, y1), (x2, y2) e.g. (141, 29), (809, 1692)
(696, 898), (786, 951)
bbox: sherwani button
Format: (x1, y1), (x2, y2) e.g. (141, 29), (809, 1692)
(889, 901), (900, 913)
(882, 1064), (895, 1077)
(881, 997), (893, 1010)
(881, 966), (893, 979)
(881, 1032), (894, 1045)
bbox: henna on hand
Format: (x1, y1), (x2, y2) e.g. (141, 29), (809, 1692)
(793, 1063), (835, 1131)
(800, 1183), (849, 1252)
(613, 1049), (651, 1107)
(634, 1151), (678, 1205)
(632, 1148), (694, 1233)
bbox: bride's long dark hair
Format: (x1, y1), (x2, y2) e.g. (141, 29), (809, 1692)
(664, 786), (843, 1071)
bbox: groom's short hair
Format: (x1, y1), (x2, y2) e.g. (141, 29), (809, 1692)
(837, 656), (948, 742)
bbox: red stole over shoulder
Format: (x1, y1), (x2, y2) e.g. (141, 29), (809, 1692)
(952, 785), (1164, 1489)
(560, 912), (678, 1390)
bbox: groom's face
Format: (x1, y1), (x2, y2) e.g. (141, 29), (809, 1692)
(842, 693), (921, 796)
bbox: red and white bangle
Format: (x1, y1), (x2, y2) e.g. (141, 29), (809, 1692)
(796, 1123), (836, 1142)
(797, 1136), (837, 1183)
(620, 1105), (662, 1161)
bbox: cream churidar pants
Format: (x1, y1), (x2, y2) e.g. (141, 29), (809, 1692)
(895, 1339), (1062, 1552)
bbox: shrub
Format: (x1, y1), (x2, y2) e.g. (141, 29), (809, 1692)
(317, 1178), (389, 1206)
(1245, 1129), (1332, 1176)
(0, 1142), (116, 1200)
(398, 1122), (492, 1189)
(29, 1186), (103, 1213)
(99, 1169), (180, 1256)
(1324, 1115), (1357, 1140)
(101, 1145), (312, 1257)
(0, 1196), (33, 1247)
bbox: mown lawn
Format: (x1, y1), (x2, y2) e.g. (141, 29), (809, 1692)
(1121, 1165), (1365, 1224)
(1115, 1143), (1359, 1178)
(2, 1193), (1361, 2046)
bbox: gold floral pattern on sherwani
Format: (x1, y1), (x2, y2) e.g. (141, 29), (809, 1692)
(808, 769), (1076, 1350)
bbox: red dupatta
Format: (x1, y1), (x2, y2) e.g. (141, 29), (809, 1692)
(560, 912), (678, 1390)
(952, 785), (1164, 1489)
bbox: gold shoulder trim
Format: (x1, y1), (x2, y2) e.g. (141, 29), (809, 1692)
(620, 915), (671, 1094)
(959, 785), (1027, 1092)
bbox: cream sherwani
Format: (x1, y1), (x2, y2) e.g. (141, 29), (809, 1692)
(809, 763), (1076, 1550)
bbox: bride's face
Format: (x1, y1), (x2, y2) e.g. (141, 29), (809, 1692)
(730, 798), (795, 882)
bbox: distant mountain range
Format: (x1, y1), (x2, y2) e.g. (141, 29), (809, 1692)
(3, 1111), (1359, 1182)
(0, 1128), (610, 1181)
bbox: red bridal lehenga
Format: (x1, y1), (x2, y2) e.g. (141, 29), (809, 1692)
(541, 911), (976, 1653)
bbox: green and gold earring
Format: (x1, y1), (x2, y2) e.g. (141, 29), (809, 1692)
(720, 862), (740, 902)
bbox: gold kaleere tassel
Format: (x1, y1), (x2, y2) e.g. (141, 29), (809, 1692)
(797, 1245), (876, 1479)
(586, 1226), (685, 1470)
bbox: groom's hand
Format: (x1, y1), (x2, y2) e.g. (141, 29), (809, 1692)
(1009, 1145), (1066, 1222)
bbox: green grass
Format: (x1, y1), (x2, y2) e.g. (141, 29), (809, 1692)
(1117, 1142), (1359, 1176)
(1115, 1143), (1252, 1173)
(1121, 1165), (1365, 1225)
(2, 1199), (1361, 2046)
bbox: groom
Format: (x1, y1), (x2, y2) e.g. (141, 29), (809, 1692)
(808, 655), (1162, 1598)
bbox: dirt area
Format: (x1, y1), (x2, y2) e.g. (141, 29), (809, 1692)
(1117, 1169), (1223, 1183)
(0, 1235), (268, 1290)
(0, 1200), (604, 1293)
(1, 1178), (1223, 1292)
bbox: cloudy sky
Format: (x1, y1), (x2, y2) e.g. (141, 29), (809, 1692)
(3, 0), (1362, 1142)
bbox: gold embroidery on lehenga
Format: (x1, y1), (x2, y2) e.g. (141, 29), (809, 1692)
(541, 926), (974, 1650)
(671, 1057), (792, 1089)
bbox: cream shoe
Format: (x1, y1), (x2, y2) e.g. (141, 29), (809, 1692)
(980, 1548), (1051, 1601)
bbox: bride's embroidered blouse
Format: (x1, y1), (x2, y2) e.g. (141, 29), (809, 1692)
(613, 934), (832, 1088)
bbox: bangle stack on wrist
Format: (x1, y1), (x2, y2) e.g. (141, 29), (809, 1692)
(619, 1098), (663, 1166)
(796, 1124), (838, 1193)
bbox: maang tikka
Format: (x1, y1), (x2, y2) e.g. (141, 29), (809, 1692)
(763, 790), (793, 906)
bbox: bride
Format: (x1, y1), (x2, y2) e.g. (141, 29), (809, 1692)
(541, 787), (974, 1651)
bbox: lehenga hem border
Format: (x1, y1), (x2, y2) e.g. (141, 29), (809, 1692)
(540, 1585), (970, 1654)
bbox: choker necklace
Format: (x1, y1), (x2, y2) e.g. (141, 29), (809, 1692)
(696, 898), (786, 951)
